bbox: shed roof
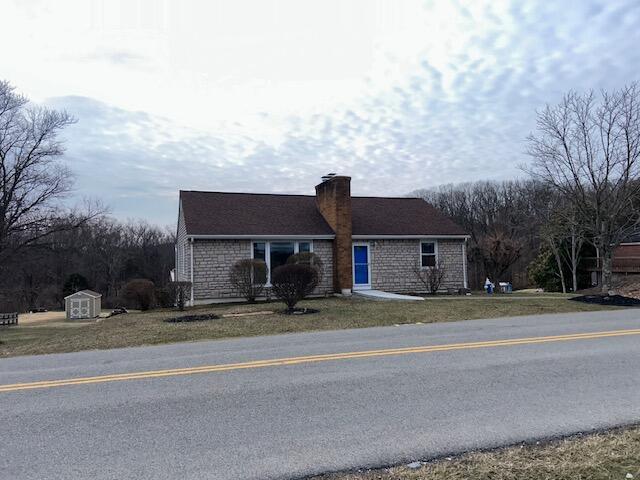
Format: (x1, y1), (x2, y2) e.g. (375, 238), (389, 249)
(64, 289), (102, 299)
(180, 191), (467, 237)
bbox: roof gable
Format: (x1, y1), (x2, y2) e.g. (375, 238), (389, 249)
(64, 290), (101, 299)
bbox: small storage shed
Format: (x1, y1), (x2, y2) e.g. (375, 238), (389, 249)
(65, 290), (102, 320)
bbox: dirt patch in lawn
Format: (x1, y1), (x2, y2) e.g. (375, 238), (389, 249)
(280, 308), (319, 315)
(222, 310), (274, 318)
(16, 311), (66, 325)
(164, 313), (220, 323)
(312, 425), (640, 480)
(570, 294), (640, 306)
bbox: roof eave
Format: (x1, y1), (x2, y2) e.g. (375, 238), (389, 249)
(187, 234), (336, 240)
(351, 234), (470, 240)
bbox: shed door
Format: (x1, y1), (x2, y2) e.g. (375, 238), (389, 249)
(70, 299), (89, 319)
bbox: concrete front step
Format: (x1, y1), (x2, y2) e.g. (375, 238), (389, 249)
(354, 289), (424, 301)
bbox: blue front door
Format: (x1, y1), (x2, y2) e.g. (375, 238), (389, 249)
(353, 244), (370, 287)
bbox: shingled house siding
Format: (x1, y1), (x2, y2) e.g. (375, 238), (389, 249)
(309, 240), (334, 295)
(191, 239), (334, 301)
(193, 240), (251, 300)
(370, 239), (465, 293)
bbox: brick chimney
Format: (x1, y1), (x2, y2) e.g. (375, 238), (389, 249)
(315, 175), (353, 294)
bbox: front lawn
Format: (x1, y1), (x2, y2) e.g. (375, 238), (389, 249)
(0, 295), (616, 358)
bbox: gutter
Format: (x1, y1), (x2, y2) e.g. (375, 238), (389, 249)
(190, 238), (194, 305)
(187, 234), (336, 240)
(351, 234), (471, 240)
(462, 238), (468, 289)
(187, 234), (470, 240)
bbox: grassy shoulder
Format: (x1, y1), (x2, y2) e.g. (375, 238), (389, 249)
(312, 426), (640, 480)
(0, 295), (616, 358)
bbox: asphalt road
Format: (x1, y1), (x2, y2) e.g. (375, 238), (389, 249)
(1, 309), (640, 480)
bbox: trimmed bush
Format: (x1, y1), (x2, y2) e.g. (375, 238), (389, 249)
(229, 259), (268, 302)
(123, 279), (155, 311)
(271, 263), (319, 313)
(286, 252), (324, 285)
(154, 286), (174, 308)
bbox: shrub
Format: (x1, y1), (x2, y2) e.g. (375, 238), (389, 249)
(169, 281), (192, 311)
(528, 249), (561, 292)
(271, 263), (319, 312)
(229, 259), (268, 302)
(287, 252), (324, 285)
(413, 260), (447, 294)
(123, 279), (155, 310)
(154, 286), (174, 308)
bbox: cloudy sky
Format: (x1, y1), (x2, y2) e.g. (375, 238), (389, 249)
(3, 0), (640, 225)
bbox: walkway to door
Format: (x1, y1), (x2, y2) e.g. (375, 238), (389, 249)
(353, 290), (424, 301)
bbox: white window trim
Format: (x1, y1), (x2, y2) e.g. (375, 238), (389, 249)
(251, 240), (314, 286)
(181, 242), (186, 276)
(419, 239), (439, 269)
(462, 240), (468, 288)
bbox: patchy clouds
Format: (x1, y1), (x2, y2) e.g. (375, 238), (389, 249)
(4, 0), (640, 224)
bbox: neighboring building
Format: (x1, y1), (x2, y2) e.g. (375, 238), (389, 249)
(175, 175), (469, 304)
(65, 290), (102, 319)
(586, 232), (640, 286)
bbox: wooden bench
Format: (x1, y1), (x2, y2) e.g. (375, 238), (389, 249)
(0, 312), (18, 326)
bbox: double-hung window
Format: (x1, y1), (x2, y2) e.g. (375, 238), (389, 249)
(252, 240), (313, 284)
(420, 241), (437, 267)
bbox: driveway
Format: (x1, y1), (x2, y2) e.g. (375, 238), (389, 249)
(1, 309), (639, 479)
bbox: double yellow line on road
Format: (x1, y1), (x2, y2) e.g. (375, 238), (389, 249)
(1, 328), (639, 393)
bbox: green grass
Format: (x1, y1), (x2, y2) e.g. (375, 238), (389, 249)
(0, 295), (617, 358)
(312, 426), (640, 480)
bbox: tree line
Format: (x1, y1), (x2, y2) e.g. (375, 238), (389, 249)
(2, 78), (639, 310)
(0, 216), (174, 311)
(0, 80), (174, 311)
(417, 83), (640, 293)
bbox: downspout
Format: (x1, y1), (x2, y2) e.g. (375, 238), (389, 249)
(462, 239), (468, 289)
(190, 238), (194, 306)
(174, 244), (178, 282)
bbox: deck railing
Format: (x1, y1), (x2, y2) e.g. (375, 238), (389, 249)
(0, 312), (18, 326)
(583, 257), (640, 273)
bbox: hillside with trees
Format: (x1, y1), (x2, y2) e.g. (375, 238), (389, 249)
(2, 78), (639, 309)
(0, 80), (174, 311)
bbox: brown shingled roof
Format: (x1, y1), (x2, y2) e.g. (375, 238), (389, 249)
(351, 197), (467, 236)
(179, 191), (467, 237)
(180, 191), (334, 236)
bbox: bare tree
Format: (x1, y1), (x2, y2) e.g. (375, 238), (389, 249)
(540, 220), (568, 294)
(561, 207), (586, 292)
(170, 281), (192, 311)
(416, 180), (549, 287)
(477, 231), (522, 283)
(527, 84), (640, 292)
(0, 80), (101, 266)
(413, 260), (447, 294)
(538, 194), (587, 293)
